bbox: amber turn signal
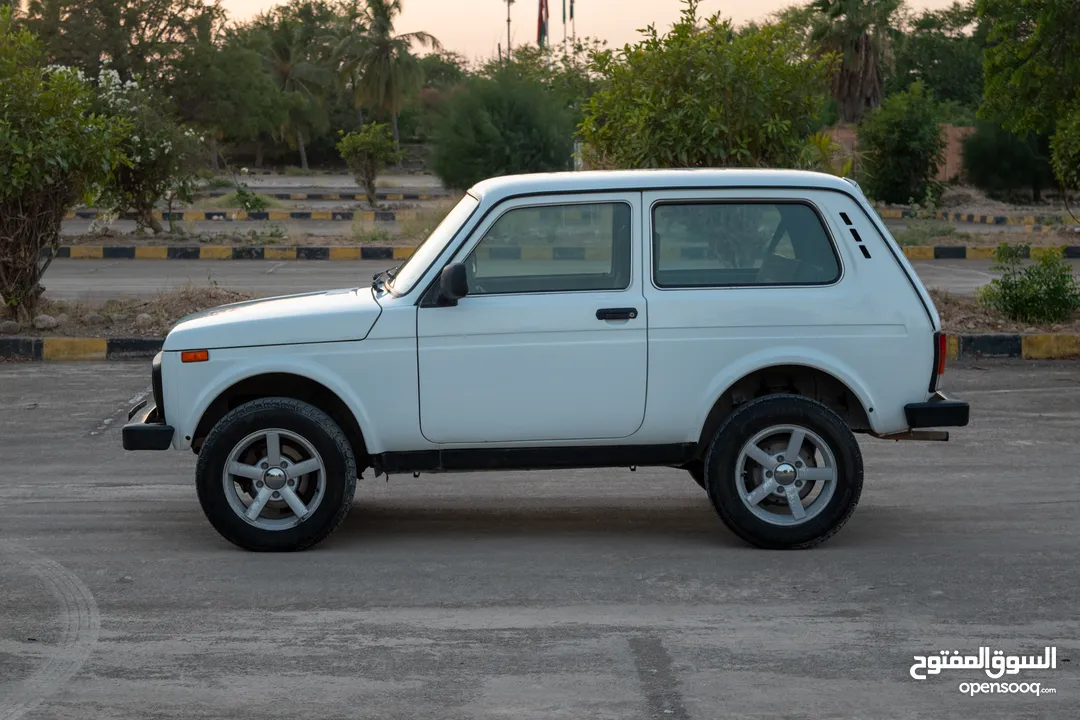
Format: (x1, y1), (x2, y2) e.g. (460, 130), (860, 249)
(181, 350), (209, 363)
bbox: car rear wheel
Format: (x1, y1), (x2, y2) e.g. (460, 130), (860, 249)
(704, 394), (863, 549)
(196, 397), (356, 551)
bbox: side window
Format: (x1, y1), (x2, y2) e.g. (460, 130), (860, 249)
(463, 202), (632, 295)
(652, 202), (840, 288)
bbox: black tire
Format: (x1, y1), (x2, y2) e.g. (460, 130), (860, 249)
(704, 394), (863, 550)
(196, 397), (357, 552)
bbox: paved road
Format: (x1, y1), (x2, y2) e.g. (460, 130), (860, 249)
(40, 258), (1080, 300)
(1, 361), (1077, 719)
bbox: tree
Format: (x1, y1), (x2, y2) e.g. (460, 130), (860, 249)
(977, 0), (1080, 191)
(857, 82), (945, 203)
(578, 0), (836, 170)
(337, 123), (401, 207)
(808, 0), (901, 124)
(353, 0), (440, 149)
(23, 0), (221, 81)
(93, 69), (204, 233)
(888, 2), (986, 109)
(962, 120), (1056, 201)
(419, 50), (468, 90)
(431, 71), (574, 190)
(246, 2), (335, 169)
(0, 9), (127, 320)
(167, 28), (291, 170)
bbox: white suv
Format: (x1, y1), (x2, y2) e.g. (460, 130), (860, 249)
(123, 169), (969, 552)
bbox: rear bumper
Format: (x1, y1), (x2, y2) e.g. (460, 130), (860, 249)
(122, 400), (175, 451)
(905, 392), (970, 429)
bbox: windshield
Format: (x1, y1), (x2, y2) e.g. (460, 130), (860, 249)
(388, 193), (480, 295)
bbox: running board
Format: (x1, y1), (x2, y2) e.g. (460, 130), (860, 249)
(872, 430), (950, 442)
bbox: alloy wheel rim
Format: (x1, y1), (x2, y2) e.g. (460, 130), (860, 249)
(734, 424), (838, 527)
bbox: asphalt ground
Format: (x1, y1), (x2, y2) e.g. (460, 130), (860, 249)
(39, 258), (1080, 301)
(0, 361), (1077, 719)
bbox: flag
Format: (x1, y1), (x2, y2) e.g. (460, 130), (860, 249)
(562, 0), (566, 24)
(537, 0), (549, 47)
(570, 0), (574, 21)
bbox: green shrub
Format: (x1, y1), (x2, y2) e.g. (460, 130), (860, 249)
(578, 0), (835, 169)
(1050, 104), (1080, 193)
(976, 244), (1080, 324)
(963, 119), (1056, 200)
(431, 71), (574, 190)
(337, 123), (402, 208)
(0, 9), (128, 320)
(857, 82), (945, 204)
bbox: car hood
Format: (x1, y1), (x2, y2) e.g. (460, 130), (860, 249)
(163, 287), (382, 351)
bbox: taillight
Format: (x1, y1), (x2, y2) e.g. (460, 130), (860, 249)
(930, 332), (947, 392)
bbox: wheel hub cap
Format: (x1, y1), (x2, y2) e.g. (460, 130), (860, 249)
(263, 466), (287, 490)
(774, 462), (797, 486)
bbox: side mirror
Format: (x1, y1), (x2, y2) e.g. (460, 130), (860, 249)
(438, 263), (469, 304)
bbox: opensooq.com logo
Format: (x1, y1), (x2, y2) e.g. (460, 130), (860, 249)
(910, 646), (1059, 697)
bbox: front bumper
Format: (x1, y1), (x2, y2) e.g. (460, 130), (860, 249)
(905, 392), (970, 429)
(122, 400), (175, 450)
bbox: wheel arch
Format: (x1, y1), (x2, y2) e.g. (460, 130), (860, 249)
(694, 359), (876, 457)
(191, 372), (369, 470)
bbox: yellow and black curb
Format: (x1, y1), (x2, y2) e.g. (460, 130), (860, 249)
(63, 209), (407, 222)
(2, 334), (1078, 362)
(193, 191), (448, 202)
(41, 244), (1080, 261)
(877, 208), (1080, 227)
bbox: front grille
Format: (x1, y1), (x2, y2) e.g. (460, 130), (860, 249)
(152, 351), (165, 416)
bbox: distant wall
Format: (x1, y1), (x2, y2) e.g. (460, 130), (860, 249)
(826, 124), (975, 182)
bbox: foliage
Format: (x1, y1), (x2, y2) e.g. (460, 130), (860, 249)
(232, 183), (271, 212)
(579, 0), (836, 170)
(430, 71), (575, 191)
(857, 82), (944, 203)
(0, 9), (128, 320)
(93, 69), (204, 233)
(888, 2), (985, 109)
(976, 244), (1080, 323)
(23, 0), (222, 81)
(808, 0), (901, 124)
(977, 0), (1080, 190)
(419, 50), (468, 90)
(1050, 106), (1080, 193)
(336, 122), (401, 207)
(962, 119), (1056, 200)
(796, 131), (854, 176)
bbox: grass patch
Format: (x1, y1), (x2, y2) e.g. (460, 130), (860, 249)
(350, 219), (394, 244)
(397, 198), (459, 241)
(204, 192), (285, 210)
(891, 220), (965, 246)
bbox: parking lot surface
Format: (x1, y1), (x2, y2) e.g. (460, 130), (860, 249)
(1, 361), (1077, 719)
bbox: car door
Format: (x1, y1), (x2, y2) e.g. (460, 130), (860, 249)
(416, 192), (647, 444)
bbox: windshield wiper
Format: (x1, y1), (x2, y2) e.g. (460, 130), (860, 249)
(371, 262), (405, 292)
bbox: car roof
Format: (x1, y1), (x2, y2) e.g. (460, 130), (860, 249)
(468, 168), (861, 204)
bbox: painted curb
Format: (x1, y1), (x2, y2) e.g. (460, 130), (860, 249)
(41, 244), (1080, 261)
(63, 209), (404, 222)
(2, 334), (1078, 362)
(192, 191), (449, 201)
(876, 208), (1080, 227)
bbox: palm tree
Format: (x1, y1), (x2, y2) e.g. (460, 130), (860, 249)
(322, 0), (370, 126)
(248, 10), (332, 169)
(354, 0), (441, 150)
(809, 0), (901, 124)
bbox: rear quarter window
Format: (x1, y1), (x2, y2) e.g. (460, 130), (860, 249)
(652, 201), (841, 288)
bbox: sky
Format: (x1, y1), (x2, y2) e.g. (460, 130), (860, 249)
(220, 0), (961, 64)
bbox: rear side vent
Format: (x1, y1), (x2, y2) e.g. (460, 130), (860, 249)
(840, 212), (853, 225)
(847, 225), (871, 258)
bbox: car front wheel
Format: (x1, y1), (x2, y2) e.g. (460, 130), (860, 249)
(704, 394), (863, 549)
(195, 397), (357, 552)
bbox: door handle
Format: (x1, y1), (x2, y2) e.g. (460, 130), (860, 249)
(596, 307), (638, 321)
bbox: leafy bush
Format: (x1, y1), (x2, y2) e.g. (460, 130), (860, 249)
(431, 72), (574, 191)
(976, 244), (1080, 324)
(94, 69), (203, 233)
(337, 123), (402, 208)
(796, 132), (854, 177)
(1050, 104), (1080, 193)
(233, 183), (271, 212)
(579, 0), (835, 169)
(963, 119), (1056, 200)
(0, 9), (128, 320)
(857, 82), (945, 204)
